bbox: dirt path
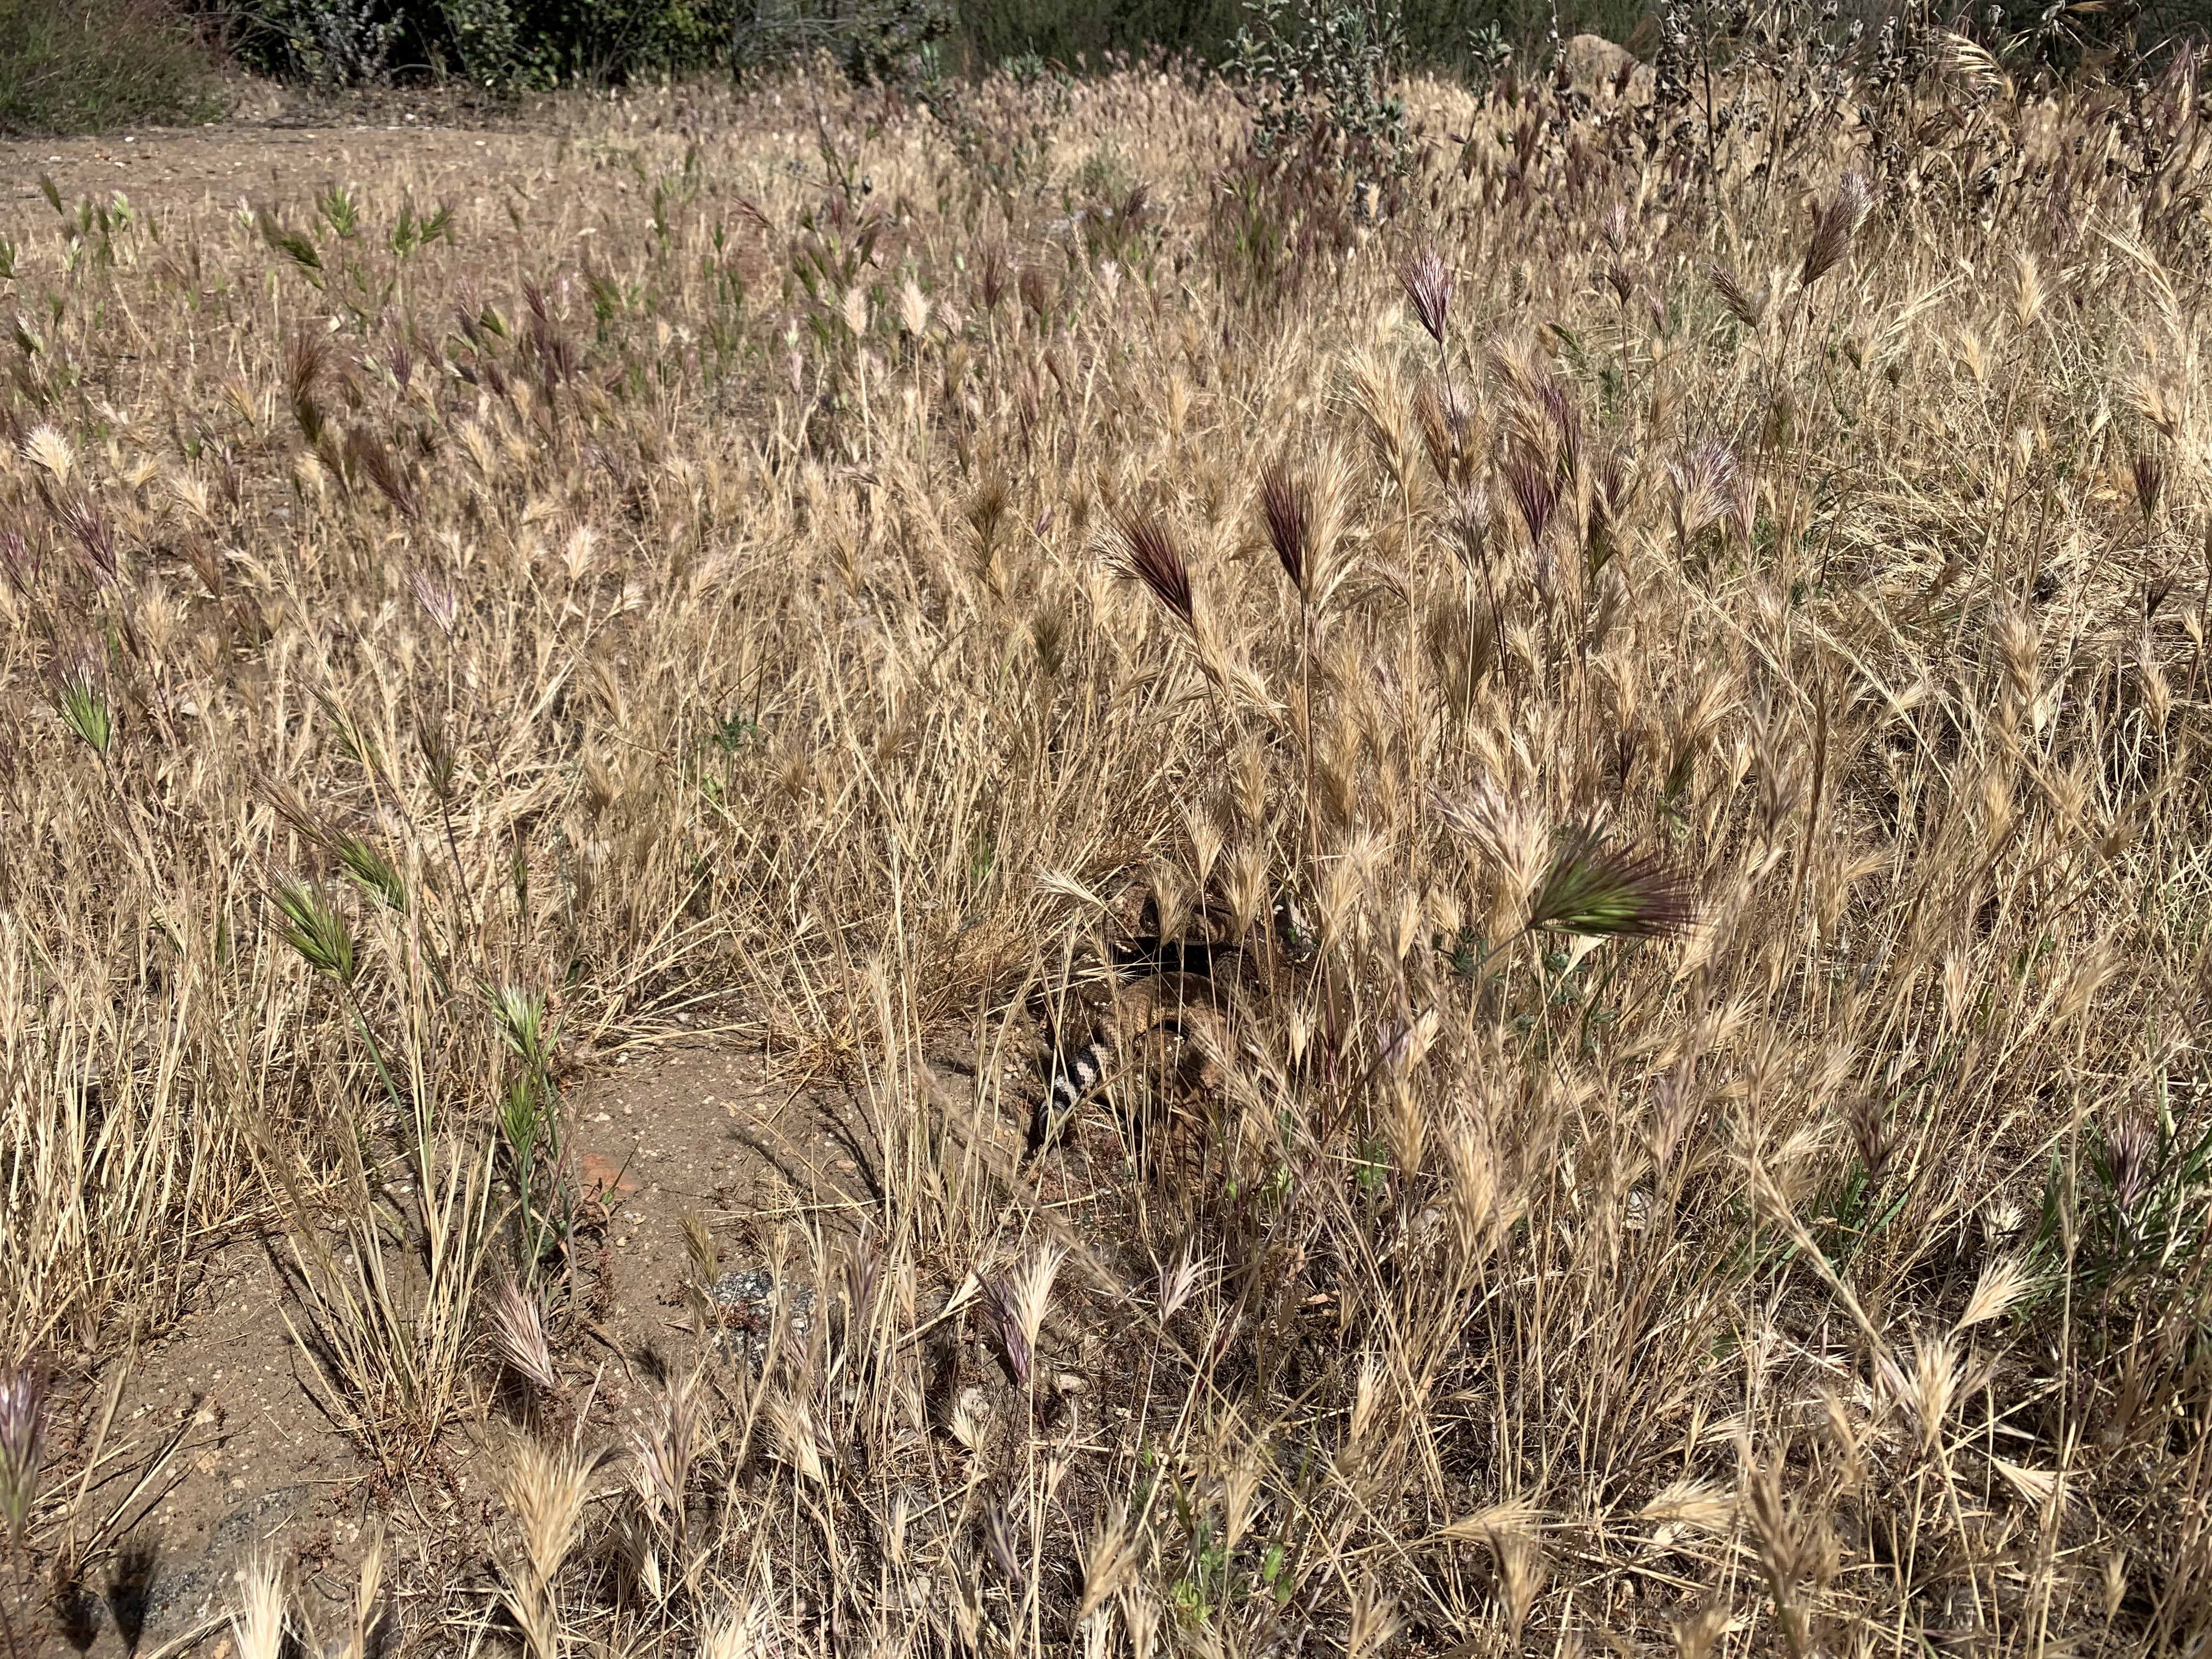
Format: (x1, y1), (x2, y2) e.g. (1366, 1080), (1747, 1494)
(0, 80), (596, 223)
(60, 1035), (1040, 1659)
(0, 121), (561, 222)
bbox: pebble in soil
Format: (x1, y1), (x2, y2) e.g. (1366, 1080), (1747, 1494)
(708, 1268), (816, 1368)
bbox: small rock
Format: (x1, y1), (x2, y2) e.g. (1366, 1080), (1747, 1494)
(708, 1267), (816, 1368)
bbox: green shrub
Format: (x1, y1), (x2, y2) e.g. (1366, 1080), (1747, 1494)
(215, 0), (1661, 98)
(1446, 0), (1650, 63)
(221, 0), (956, 89)
(218, 0), (747, 89)
(0, 0), (224, 133)
(232, 0), (403, 87)
(731, 0), (951, 86)
(951, 0), (1240, 67)
(501, 0), (735, 85)
(949, 0), (1645, 77)
(1232, 0), (1406, 182)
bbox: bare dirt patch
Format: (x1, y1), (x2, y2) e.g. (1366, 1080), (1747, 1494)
(0, 119), (560, 222)
(49, 1037), (1048, 1659)
(53, 1239), (359, 1659)
(0, 78), (598, 223)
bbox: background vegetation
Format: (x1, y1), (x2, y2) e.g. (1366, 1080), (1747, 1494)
(0, 0), (222, 134)
(3, 0), (2212, 1649)
(5, 0), (2210, 134)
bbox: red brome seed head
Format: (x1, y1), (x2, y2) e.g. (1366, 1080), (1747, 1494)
(1399, 246), (1452, 347)
(1261, 462), (1310, 595)
(1113, 507), (1194, 627)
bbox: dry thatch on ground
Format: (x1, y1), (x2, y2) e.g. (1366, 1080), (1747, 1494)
(2, 37), (2211, 1656)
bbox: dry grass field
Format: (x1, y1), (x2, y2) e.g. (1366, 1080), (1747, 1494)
(1, 31), (2211, 1658)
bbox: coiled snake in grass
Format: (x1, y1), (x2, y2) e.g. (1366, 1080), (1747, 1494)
(1027, 892), (1311, 1156)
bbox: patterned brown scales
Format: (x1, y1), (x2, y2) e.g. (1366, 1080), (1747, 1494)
(1026, 881), (1306, 1156)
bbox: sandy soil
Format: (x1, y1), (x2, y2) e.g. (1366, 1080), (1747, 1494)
(0, 125), (559, 224)
(0, 80), (595, 225)
(52, 1032), (1002, 1658)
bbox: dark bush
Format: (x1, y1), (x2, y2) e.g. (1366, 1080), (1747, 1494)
(209, 0), (965, 89)
(731, 0), (951, 84)
(951, 0), (1650, 75)
(0, 0), (224, 133)
(209, 0), (751, 89)
(2144, 0), (2212, 38)
(210, 0), (1660, 93)
(198, 0), (1670, 100)
(951, 0), (1240, 67)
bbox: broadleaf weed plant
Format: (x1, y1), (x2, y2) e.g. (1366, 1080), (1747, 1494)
(1232, 0), (1410, 188)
